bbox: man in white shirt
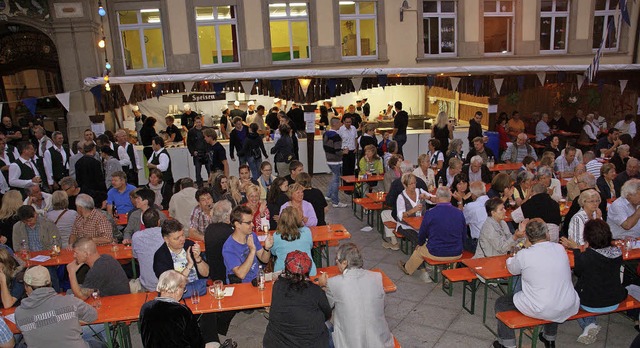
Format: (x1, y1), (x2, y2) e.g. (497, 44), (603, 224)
(535, 113), (551, 142)
(463, 182), (489, 251)
(114, 130), (142, 186)
(9, 141), (42, 190)
(23, 182), (52, 216)
(0, 133), (18, 182)
(554, 146), (579, 178)
(33, 126), (53, 158)
(147, 136), (173, 186)
(43, 131), (70, 190)
(494, 219), (580, 348)
(583, 151), (603, 179)
(607, 178), (640, 239)
(338, 116), (358, 179)
(615, 114), (637, 138)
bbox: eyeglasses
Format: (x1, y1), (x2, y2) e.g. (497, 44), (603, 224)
(239, 220), (253, 225)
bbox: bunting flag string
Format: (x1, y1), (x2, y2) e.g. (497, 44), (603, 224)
(240, 80), (254, 95)
(473, 79), (483, 95)
(23, 98), (38, 116)
(516, 76), (525, 91)
(586, 19), (613, 82)
(576, 74), (585, 89)
(119, 84), (134, 103)
(327, 79), (337, 96)
(351, 77), (363, 92)
(426, 75), (435, 88)
(184, 81), (196, 93)
(449, 77), (461, 91)
(620, 79), (628, 95)
(55, 92), (71, 112)
(493, 78), (504, 94)
(213, 82), (226, 95)
(536, 72), (546, 86)
(377, 74), (388, 89)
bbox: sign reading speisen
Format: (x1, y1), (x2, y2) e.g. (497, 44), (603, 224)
(182, 93), (226, 102)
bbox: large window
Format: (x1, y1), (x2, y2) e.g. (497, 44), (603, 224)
(422, 1), (456, 56)
(540, 0), (569, 52)
(117, 9), (166, 71)
(339, 1), (377, 58)
(269, 3), (310, 62)
(483, 1), (514, 54)
(196, 6), (239, 66)
(593, 0), (620, 50)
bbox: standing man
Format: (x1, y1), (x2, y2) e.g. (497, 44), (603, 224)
(106, 171), (136, 216)
(0, 133), (18, 182)
(0, 115), (22, 147)
(230, 100), (246, 121)
(246, 101), (256, 119)
(392, 101), (409, 156)
(287, 102), (305, 136)
(362, 97), (371, 120)
(148, 136), (174, 188)
(132, 105), (147, 139)
(43, 131), (70, 191)
(33, 126), (53, 158)
(203, 128), (229, 178)
(15, 266), (97, 348)
(338, 115), (357, 186)
(247, 105), (268, 136)
(74, 142), (107, 193)
(219, 105), (231, 139)
(323, 117), (348, 208)
(115, 129), (141, 186)
(180, 104), (198, 132)
(229, 116), (249, 165)
(187, 116), (209, 187)
(467, 111), (484, 151)
(9, 141), (42, 192)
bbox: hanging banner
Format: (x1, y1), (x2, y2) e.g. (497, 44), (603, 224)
(55, 92), (70, 112)
(182, 93), (226, 102)
(119, 84), (134, 103)
(516, 76), (525, 91)
(576, 74), (585, 89)
(23, 98), (38, 115)
(473, 79), (482, 95)
(536, 72), (546, 86)
(377, 74), (387, 89)
(351, 77), (363, 92)
(427, 75), (435, 88)
(184, 81), (195, 93)
(240, 80), (254, 95)
(493, 78), (504, 94)
(620, 80), (628, 95)
(450, 76), (461, 91)
(327, 79), (337, 96)
(298, 78), (311, 97)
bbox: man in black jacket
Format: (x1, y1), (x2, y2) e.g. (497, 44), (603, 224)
(467, 112), (484, 151)
(466, 137), (495, 165)
(187, 116), (208, 187)
(461, 155), (492, 184)
(74, 142), (106, 193)
(43, 131), (70, 191)
(287, 102), (305, 135)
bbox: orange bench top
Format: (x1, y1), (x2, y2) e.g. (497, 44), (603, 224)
(496, 295), (640, 329)
(423, 250), (474, 265)
(442, 267), (478, 282)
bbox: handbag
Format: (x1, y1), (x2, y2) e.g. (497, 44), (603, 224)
(183, 278), (208, 299)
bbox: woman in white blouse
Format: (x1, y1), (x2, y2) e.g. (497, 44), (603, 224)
(395, 173), (434, 243)
(567, 189), (602, 246)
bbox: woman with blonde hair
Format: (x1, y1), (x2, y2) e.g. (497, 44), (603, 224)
(222, 176), (245, 208)
(358, 144), (384, 193)
(45, 191), (78, 249)
(270, 206), (316, 276)
(0, 247), (26, 308)
(446, 139), (464, 162)
(0, 190), (23, 247)
(432, 111), (454, 152)
(243, 184), (269, 232)
(280, 183), (317, 227)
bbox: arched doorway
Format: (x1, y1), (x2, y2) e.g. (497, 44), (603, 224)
(0, 21), (66, 140)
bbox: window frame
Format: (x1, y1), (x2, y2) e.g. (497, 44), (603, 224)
(483, 0), (515, 56)
(421, 0), (457, 57)
(592, 0), (621, 52)
(268, 2), (312, 64)
(539, 0), (570, 54)
(339, 1), (379, 60)
(194, 5), (241, 68)
(116, 8), (167, 73)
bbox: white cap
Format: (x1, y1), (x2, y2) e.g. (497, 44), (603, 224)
(324, 99), (332, 103)
(355, 98), (362, 103)
(184, 104), (191, 111)
(220, 105), (229, 112)
(131, 105), (139, 112)
(234, 100), (240, 106)
(387, 101), (393, 106)
(247, 101), (255, 106)
(273, 98), (281, 104)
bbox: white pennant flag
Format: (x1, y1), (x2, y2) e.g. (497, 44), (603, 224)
(351, 77), (364, 92)
(576, 74), (585, 89)
(297, 78), (311, 97)
(119, 84), (134, 103)
(55, 92), (71, 112)
(536, 72), (546, 86)
(450, 77), (461, 91)
(493, 78), (504, 94)
(184, 81), (195, 93)
(240, 80), (254, 95)
(620, 80), (628, 95)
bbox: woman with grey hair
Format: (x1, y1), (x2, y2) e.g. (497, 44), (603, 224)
(567, 189), (602, 246)
(205, 200), (234, 283)
(536, 165), (562, 201)
(474, 197), (526, 258)
(45, 191), (78, 249)
(610, 144), (630, 174)
(446, 138), (464, 162)
(139, 270), (204, 347)
(318, 243), (394, 348)
(513, 171), (535, 207)
(606, 178), (640, 239)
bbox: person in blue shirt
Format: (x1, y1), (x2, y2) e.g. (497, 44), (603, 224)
(270, 206), (317, 276)
(106, 171), (136, 216)
(222, 205), (273, 283)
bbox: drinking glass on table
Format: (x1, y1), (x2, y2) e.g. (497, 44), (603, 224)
(91, 289), (101, 309)
(190, 290), (200, 305)
(212, 280), (225, 300)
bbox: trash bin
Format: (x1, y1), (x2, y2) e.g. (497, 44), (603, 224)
(484, 131), (499, 160)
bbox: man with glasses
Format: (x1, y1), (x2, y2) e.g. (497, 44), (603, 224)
(222, 205), (273, 284)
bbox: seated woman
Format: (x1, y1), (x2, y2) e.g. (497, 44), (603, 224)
(296, 172), (328, 226)
(445, 139), (464, 164)
(270, 207), (316, 276)
(264, 251), (330, 347)
(474, 197), (526, 258)
(567, 189), (602, 246)
(257, 161), (276, 201)
(596, 163), (617, 201)
(209, 173), (228, 202)
(357, 144), (384, 193)
(413, 153), (436, 191)
(395, 173), (432, 245)
(0, 247), (26, 308)
(243, 184), (269, 232)
(560, 220), (627, 344)
(427, 139), (444, 171)
(383, 155), (402, 193)
(487, 173), (515, 207)
(513, 171), (535, 207)
(610, 144), (630, 174)
(46, 191), (78, 249)
(280, 183), (317, 227)
(266, 177), (290, 231)
(450, 173), (472, 210)
(188, 188), (215, 241)
(145, 168), (172, 210)
(222, 176), (245, 208)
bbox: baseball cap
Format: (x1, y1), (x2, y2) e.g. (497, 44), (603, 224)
(285, 250), (312, 275)
(247, 101), (255, 106)
(220, 105), (229, 112)
(24, 266), (51, 287)
(234, 100), (240, 106)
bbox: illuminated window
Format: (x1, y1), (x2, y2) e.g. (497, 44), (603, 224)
(593, 0), (620, 51)
(268, 2), (310, 62)
(195, 6), (239, 66)
(484, 1), (514, 54)
(422, 1), (456, 56)
(540, 0), (569, 53)
(339, 1), (377, 58)
(117, 9), (166, 71)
